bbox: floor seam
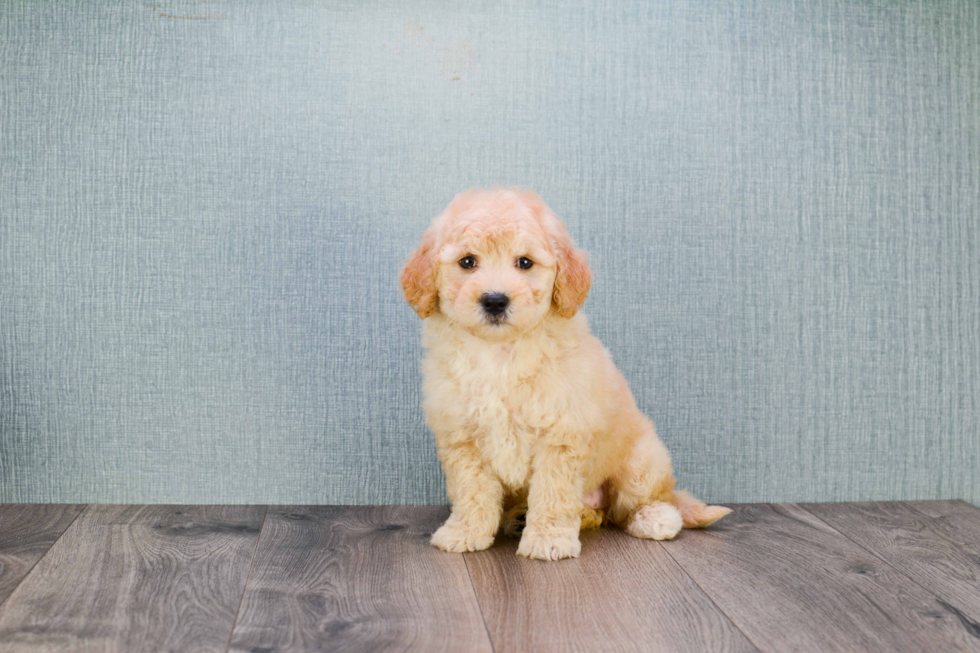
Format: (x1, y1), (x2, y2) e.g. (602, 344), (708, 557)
(223, 505), (270, 653)
(795, 502), (980, 633)
(463, 551), (496, 653)
(656, 536), (764, 653)
(0, 503), (89, 613)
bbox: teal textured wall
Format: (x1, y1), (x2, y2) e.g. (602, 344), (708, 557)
(1, 0), (978, 504)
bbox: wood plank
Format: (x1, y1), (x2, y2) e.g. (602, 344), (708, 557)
(802, 500), (980, 631)
(0, 505), (265, 652)
(661, 503), (980, 652)
(465, 527), (757, 652)
(228, 506), (492, 653)
(0, 505), (85, 607)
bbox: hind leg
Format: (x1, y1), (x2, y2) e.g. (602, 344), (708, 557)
(580, 506), (605, 531)
(624, 502), (682, 540)
(607, 425), (683, 541)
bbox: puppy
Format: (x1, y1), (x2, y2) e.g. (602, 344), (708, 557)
(400, 189), (730, 561)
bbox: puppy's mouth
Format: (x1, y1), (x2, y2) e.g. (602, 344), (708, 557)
(482, 312), (510, 326)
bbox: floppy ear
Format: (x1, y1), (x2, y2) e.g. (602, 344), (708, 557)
(400, 230), (439, 319)
(550, 218), (592, 318)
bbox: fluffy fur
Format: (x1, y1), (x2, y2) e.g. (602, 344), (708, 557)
(400, 188), (730, 561)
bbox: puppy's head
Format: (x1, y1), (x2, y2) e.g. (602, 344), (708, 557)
(400, 189), (591, 339)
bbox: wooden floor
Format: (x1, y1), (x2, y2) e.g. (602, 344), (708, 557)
(0, 502), (978, 652)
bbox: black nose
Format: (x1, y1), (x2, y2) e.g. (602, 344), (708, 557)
(480, 292), (510, 317)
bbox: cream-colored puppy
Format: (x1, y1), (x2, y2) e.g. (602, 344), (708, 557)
(401, 189), (729, 561)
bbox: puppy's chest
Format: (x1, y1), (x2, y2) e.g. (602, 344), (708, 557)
(453, 349), (548, 489)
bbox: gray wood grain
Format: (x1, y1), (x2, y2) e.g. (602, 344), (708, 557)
(0, 505), (85, 607)
(228, 505), (492, 653)
(0, 505), (265, 652)
(661, 503), (980, 652)
(465, 527), (758, 652)
(802, 500), (980, 631)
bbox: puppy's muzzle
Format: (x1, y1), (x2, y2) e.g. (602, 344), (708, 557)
(480, 292), (510, 319)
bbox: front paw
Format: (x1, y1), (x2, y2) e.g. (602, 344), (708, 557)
(516, 529), (581, 561)
(431, 523), (495, 553)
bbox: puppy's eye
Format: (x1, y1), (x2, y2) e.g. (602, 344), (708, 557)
(459, 256), (477, 270)
(516, 257), (534, 270)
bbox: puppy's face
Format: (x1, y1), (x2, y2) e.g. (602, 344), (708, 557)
(435, 215), (556, 339)
(401, 189), (591, 340)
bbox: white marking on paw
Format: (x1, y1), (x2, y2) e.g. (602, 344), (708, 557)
(626, 503), (683, 541)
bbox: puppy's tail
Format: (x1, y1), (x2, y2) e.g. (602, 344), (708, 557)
(670, 490), (732, 528)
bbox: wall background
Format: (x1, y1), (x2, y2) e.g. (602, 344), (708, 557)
(1, 0), (978, 505)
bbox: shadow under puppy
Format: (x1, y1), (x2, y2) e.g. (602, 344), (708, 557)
(400, 188), (730, 561)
